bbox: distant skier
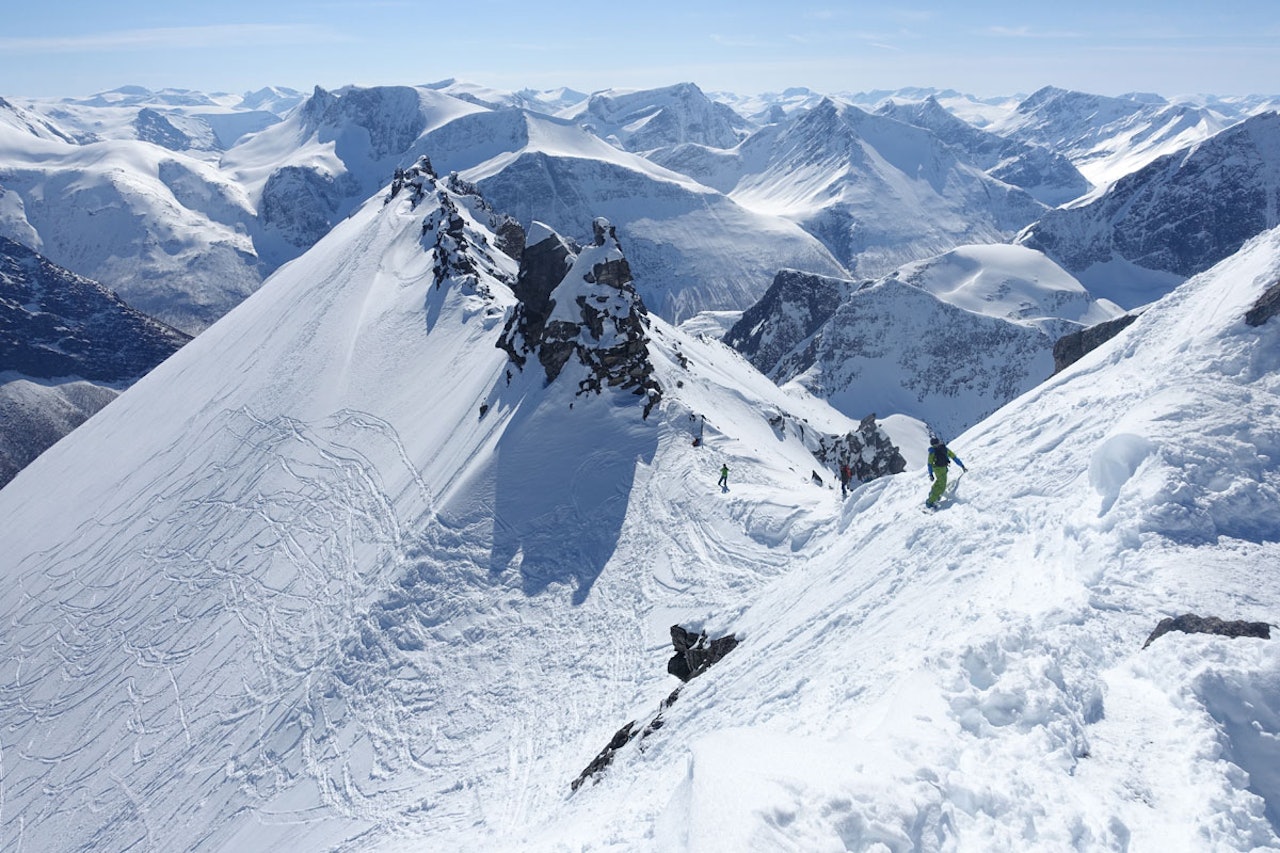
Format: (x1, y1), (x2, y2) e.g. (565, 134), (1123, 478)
(717, 463), (729, 489)
(926, 436), (966, 509)
(839, 463), (853, 498)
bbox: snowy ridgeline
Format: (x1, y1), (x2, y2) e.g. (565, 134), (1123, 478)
(1, 121), (1280, 851)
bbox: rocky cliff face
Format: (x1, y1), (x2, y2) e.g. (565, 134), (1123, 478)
(766, 410), (907, 484)
(498, 218), (662, 417)
(723, 268), (858, 378)
(1018, 112), (1280, 306)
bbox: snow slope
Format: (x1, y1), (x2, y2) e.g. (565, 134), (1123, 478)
(0, 167), (875, 851)
(2, 98), (1280, 853)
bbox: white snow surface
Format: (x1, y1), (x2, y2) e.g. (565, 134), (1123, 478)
(2, 167), (1280, 853)
(894, 243), (1124, 336)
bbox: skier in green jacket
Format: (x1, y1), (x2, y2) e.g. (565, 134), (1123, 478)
(926, 436), (966, 508)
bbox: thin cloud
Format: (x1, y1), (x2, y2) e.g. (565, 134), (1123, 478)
(0, 24), (347, 54)
(985, 25), (1084, 39)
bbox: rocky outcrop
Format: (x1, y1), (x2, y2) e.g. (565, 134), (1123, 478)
(724, 269), (855, 378)
(1053, 312), (1141, 372)
(768, 410), (907, 484)
(498, 219), (662, 417)
(1143, 614), (1271, 649)
(667, 625), (740, 682)
(1246, 279), (1280, 327)
(572, 624), (738, 791)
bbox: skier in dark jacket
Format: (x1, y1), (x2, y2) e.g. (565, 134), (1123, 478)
(839, 463), (853, 497)
(926, 436), (966, 508)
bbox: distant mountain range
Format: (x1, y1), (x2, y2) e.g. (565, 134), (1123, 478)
(0, 236), (188, 487)
(2, 79), (1279, 485)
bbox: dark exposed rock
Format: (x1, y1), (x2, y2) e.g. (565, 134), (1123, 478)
(1143, 614), (1272, 649)
(1246, 279), (1280, 327)
(1, 236), (190, 487)
(1053, 312), (1141, 373)
(572, 625), (736, 791)
(667, 625), (739, 682)
(768, 410), (907, 485)
(133, 107), (192, 150)
(724, 269), (855, 378)
(498, 219), (662, 417)
(0, 236), (190, 381)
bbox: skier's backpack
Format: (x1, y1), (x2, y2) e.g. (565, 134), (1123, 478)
(931, 443), (950, 468)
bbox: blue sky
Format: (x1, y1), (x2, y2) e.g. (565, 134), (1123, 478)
(3, 1), (1277, 99)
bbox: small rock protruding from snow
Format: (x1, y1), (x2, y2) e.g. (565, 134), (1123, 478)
(1142, 614), (1272, 649)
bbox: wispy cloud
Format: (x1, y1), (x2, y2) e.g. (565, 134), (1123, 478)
(0, 24), (347, 54)
(985, 25), (1083, 39)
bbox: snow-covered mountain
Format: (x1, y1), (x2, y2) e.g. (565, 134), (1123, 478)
(0, 236), (188, 486)
(1018, 111), (1280, 309)
(877, 95), (1091, 206)
(558, 82), (749, 152)
(993, 86), (1239, 188)
(0, 118), (263, 332)
(727, 244), (1124, 437)
(0, 153), (899, 850)
(654, 98), (1047, 279)
(3, 105), (1280, 851)
(409, 105), (846, 321)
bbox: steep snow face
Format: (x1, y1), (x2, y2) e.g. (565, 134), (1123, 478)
(724, 99), (1047, 277)
(559, 82), (747, 153)
(1019, 111), (1280, 308)
(506, 228), (1280, 853)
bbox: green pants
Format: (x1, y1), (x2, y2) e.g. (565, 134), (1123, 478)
(927, 465), (949, 504)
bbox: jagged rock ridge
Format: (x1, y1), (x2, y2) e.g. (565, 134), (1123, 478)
(498, 218), (662, 417)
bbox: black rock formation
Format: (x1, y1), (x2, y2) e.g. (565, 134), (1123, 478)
(1052, 313), (1141, 373)
(498, 219), (662, 417)
(724, 269), (855, 378)
(1246, 279), (1280, 327)
(667, 625), (740, 682)
(1, 236), (189, 381)
(1142, 614), (1272, 649)
(572, 624), (738, 791)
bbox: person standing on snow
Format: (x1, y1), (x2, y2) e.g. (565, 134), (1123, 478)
(926, 436), (966, 509)
(839, 462), (853, 498)
(717, 463), (729, 489)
